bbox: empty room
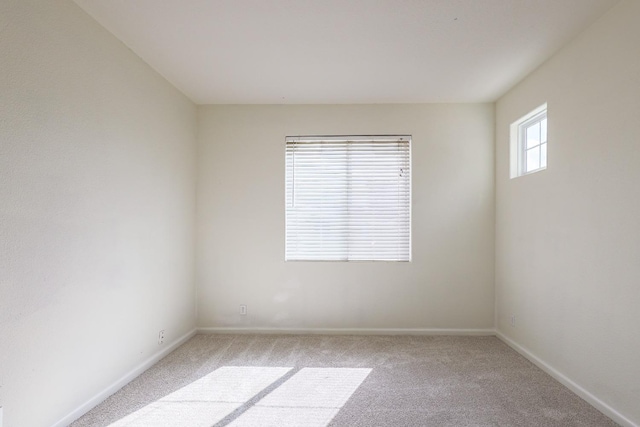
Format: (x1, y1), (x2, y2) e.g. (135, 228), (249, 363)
(1, 0), (639, 426)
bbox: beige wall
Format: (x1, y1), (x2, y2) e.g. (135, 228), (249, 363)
(0, 1), (197, 426)
(197, 104), (495, 330)
(495, 1), (640, 425)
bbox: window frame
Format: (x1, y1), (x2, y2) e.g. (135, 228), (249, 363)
(510, 103), (548, 178)
(285, 135), (412, 262)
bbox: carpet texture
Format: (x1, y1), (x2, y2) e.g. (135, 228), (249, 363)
(71, 334), (618, 426)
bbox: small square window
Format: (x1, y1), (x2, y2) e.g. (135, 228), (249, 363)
(510, 103), (547, 178)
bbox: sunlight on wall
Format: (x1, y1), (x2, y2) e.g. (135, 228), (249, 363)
(107, 366), (371, 427)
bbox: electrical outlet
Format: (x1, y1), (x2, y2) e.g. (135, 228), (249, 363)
(510, 315), (516, 328)
(240, 304), (247, 316)
(158, 330), (165, 345)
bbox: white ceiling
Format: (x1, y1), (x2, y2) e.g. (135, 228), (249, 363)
(73, 0), (618, 104)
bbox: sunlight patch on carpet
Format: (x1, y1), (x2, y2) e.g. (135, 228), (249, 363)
(227, 368), (372, 427)
(107, 366), (292, 427)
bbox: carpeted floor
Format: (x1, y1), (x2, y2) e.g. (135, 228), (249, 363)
(71, 334), (618, 427)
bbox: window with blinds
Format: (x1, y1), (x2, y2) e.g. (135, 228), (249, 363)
(285, 135), (411, 261)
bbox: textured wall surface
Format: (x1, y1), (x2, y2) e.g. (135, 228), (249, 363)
(197, 104), (495, 331)
(495, 1), (640, 424)
(0, 1), (197, 426)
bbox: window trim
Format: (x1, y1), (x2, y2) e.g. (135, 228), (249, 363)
(510, 103), (548, 179)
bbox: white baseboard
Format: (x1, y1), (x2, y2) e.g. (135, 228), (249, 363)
(496, 330), (638, 427)
(197, 327), (496, 336)
(51, 328), (197, 427)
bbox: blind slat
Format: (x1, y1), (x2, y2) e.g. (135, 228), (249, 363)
(285, 136), (411, 261)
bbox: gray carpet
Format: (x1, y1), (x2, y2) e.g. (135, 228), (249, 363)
(71, 334), (618, 427)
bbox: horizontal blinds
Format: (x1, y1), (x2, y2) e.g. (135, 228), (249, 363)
(286, 136), (411, 261)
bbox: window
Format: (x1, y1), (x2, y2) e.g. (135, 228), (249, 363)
(285, 135), (411, 261)
(510, 103), (547, 178)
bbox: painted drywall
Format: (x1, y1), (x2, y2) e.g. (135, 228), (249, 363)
(495, 0), (640, 424)
(197, 104), (495, 330)
(0, 1), (197, 426)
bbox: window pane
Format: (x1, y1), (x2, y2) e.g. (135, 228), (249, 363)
(526, 122), (541, 148)
(541, 143), (547, 168)
(526, 146), (540, 172)
(541, 118), (547, 143)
